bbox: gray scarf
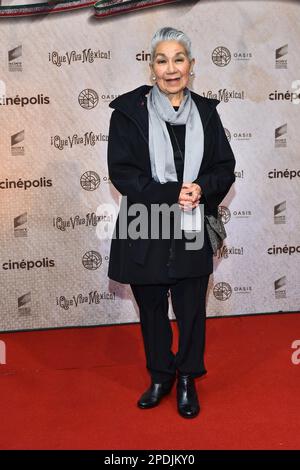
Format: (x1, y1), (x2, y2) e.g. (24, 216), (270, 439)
(146, 83), (204, 232)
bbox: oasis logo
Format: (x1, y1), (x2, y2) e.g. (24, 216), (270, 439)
(213, 282), (232, 301)
(224, 128), (231, 142)
(82, 251), (103, 270)
(78, 90), (120, 106)
(14, 212), (27, 237)
(218, 206), (252, 222)
(274, 276), (286, 300)
(8, 45), (22, 72)
(218, 206), (231, 224)
(213, 282), (252, 300)
(18, 292), (31, 316)
(78, 89), (99, 110)
(212, 46), (252, 66)
(274, 201), (286, 225)
(80, 171), (101, 191)
(275, 124), (287, 148)
(11, 130), (24, 156)
(275, 44), (288, 69)
(49, 49), (111, 67)
(231, 131), (252, 142)
(212, 47), (231, 67)
(233, 209), (252, 219)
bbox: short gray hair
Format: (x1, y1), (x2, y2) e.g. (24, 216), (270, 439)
(150, 26), (193, 64)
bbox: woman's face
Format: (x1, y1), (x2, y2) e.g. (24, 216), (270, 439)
(150, 40), (194, 98)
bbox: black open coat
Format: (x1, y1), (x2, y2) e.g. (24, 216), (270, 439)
(107, 85), (236, 285)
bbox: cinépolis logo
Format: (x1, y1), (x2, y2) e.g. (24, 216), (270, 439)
(0, 177), (52, 191)
(50, 131), (108, 150)
(2, 258), (55, 271)
(48, 48), (111, 67)
(136, 50), (151, 61)
(268, 168), (300, 179)
(56, 290), (115, 310)
(0, 93), (50, 107)
(269, 90), (300, 102)
(267, 245), (300, 255)
(53, 212), (114, 231)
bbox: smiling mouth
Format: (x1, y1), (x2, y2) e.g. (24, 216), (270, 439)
(166, 77), (180, 82)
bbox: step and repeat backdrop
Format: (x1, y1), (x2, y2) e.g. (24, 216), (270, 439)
(0, 0), (299, 331)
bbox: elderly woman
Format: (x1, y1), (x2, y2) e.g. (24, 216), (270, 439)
(107, 27), (235, 419)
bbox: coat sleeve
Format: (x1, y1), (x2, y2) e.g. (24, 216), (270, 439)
(193, 109), (236, 212)
(107, 109), (182, 207)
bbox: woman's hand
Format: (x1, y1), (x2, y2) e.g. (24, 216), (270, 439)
(178, 182), (202, 211)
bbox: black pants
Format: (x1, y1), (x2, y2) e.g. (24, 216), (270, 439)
(130, 275), (210, 383)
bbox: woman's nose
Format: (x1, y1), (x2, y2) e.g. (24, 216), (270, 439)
(166, 61), (177, 73)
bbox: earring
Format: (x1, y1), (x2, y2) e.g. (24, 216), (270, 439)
(152, 76), (156, 80)
(190, 71), (194, 76)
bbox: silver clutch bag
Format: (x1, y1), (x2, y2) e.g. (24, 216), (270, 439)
(205, 214), (227, 255)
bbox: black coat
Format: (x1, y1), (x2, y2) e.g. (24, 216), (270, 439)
(107, 85), (236, 284)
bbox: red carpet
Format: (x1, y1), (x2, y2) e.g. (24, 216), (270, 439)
(0, 312), (299, 450)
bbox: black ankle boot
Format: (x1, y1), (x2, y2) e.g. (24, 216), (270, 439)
(177, 374), (200, 418)
(137, 376), (176, 409)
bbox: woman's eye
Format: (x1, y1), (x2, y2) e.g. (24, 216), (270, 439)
(156, 58), (184, 64)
